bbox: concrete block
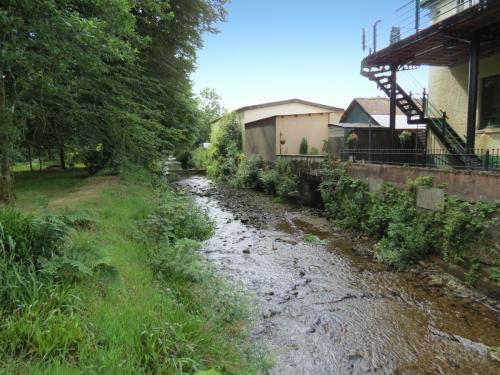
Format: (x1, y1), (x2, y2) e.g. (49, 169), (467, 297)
(368, 178), (384, 195)
(417, 186), (445, 211)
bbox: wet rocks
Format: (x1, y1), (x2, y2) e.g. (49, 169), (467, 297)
(242, 248), (250, 254)
(351, 243), (372, 257)
(427, 276), (445, 287)
(262, 309), (279, 319)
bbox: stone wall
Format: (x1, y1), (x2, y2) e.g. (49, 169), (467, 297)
(347, 163), (500, 202)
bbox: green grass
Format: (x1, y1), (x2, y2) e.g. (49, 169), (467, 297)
(14, 168), (88, 211)
(2, 169), (268, 374)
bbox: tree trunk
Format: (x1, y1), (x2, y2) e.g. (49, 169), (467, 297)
(59, 144), (66, 169)
(28, 145), (33, 171)
(39, 149), (42, 171)
(0, 72), (14, 203)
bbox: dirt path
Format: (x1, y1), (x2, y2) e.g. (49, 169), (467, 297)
(48, 176), (120, 210)
(179, 176), (499, 375)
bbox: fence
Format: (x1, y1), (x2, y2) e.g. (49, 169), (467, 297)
(341, 148), (500, 171)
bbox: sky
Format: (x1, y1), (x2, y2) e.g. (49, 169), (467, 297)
(192, 0), (429, 111)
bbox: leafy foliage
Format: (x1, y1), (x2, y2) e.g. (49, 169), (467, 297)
(234, 155), (264, 189)
(0, 206), (109, 362)
(0, 0), (228, 201)
(207, 112), (242, 180)
(320, 161), (499, 270)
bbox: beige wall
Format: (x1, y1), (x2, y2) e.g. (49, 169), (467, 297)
(329, 111), (343, 125)
(426, 0), (480, 23)
(244, 117), (276, 161)
(276, 113), (329, 155)
(428, 53), (500, 149)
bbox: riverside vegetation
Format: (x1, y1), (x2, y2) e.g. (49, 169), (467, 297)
(195, 118), (500, 287)
(0, 168), (268, 374)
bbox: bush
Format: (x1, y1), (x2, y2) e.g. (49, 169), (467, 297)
(140, 186), (213, 246)
(365, 184), (416, 237)
(319, 162), (370, 228)
(299, 137), (308, 155)
(192, 147), (210, 170)
(233, 155), (263, 189)
(82, 146), (113, 175)
(259, 168), (280, 194)
(276, 174), (299, 201)
(207, 112), (242, 179)
(319, 162), (500, 271)
(264, 159), (299, 201)
(309, 146), (320, 155)
(376, 221), (431, 270)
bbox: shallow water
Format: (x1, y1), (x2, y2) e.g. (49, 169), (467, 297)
(178, 176), (499, 375)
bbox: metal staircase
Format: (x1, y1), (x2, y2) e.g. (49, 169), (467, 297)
(361, 65), (482, 168)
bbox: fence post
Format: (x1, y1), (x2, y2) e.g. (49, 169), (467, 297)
(484, 150), (490, 171)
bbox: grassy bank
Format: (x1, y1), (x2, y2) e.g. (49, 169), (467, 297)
(1, 168), (267, 374)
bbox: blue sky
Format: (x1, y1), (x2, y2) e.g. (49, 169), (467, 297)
(192, 0), (429, 111)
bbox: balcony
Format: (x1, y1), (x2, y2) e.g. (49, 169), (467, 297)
(363, 0), (500, 67)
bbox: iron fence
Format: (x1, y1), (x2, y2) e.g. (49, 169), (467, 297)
(366, 0), (483, 54)
(341, 148), (500, 171)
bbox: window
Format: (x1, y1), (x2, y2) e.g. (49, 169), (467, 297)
(480, 75), (500, 129)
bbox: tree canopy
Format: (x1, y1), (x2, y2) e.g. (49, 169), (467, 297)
(0, 0), (227, 202)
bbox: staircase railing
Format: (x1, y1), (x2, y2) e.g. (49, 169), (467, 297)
(361, 65), (484, 167)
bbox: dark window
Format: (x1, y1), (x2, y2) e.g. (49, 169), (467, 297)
(480, 74), (500, 129)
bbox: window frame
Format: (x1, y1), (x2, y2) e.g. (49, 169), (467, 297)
(480, 73), (500, 130)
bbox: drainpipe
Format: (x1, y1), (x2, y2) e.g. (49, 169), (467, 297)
(466, 37), (480, 152)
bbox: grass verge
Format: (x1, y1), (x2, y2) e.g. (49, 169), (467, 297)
(1, 168), (268, 374)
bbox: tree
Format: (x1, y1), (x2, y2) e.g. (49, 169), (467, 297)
(197, 88), (226, 143)
(0, 0), (229, 202)
(299, 137), (309, 155)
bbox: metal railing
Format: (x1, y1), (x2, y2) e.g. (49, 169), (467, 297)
(364, 0), (482, 54)
(341, 147), (500, 171)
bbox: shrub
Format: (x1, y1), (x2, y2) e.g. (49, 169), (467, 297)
(259, 168), (280, 194)
(233, 155), (263, 189)
(0, 208), (67, 266)
(365, 184), (416, 237)
(140, 187), (213, 245)
(309, 146), (320, 155)
(149, 239), (204, 282)
(319, 162), (370, 228)
(192, 147), (210, 170)
(299, 137), (308, 155)
(208, 112), (242, 179)
(82, 146), (112, 175)
(276, 174), (299, 201)
(398, 130), (412, 146)
(376, 221), (431, 270)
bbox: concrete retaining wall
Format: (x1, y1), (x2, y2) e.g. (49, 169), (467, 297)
(347, 163), (500, 202)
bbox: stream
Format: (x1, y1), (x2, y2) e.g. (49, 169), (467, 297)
(178, 176), (499, 375)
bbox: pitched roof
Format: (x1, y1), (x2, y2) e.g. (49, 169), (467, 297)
(236, 98), (344, 113)
(339, 97), (403, 123)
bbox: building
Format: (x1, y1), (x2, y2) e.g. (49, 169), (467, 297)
(245, 112), (332, 161)
(338, 97), (424, 130)
(235, 99), (344, 161)
(329, 98), (426, 160)
(361, 0), (500, 168)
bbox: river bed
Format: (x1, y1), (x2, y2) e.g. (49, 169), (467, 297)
(178, 176), (499, 375)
